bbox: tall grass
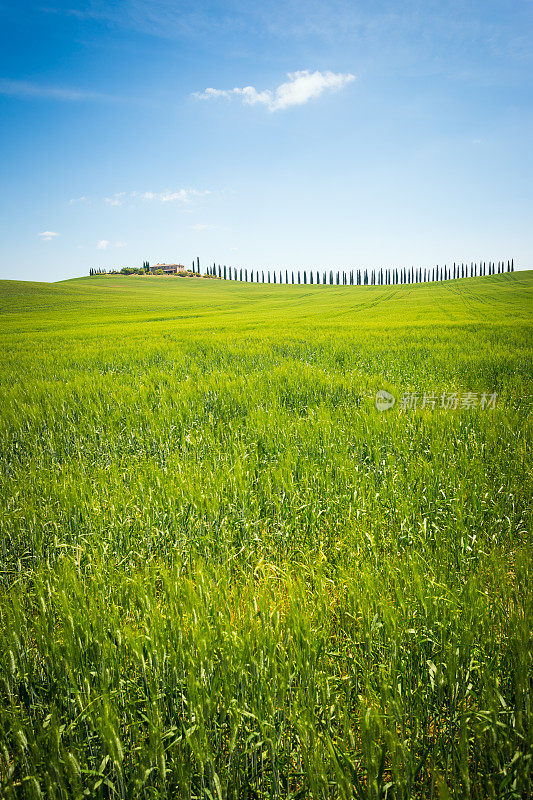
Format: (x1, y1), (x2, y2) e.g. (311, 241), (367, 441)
(0, 272), (531, 798)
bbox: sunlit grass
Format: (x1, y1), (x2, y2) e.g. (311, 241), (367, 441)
(0, 272), (532, 798)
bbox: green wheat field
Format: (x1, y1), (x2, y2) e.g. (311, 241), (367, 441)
(0, 271), (532, 799)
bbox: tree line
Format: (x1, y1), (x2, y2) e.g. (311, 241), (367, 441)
(205, 260), (514, 284)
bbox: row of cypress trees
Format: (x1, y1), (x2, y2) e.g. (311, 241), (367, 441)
(89, 267), (107, 276)
(205, 259), (514, 284)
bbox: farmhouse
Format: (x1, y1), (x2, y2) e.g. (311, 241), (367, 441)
(148, 263), (185, 274)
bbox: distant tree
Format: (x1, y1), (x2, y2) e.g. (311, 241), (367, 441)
(511, 258), (514, 272)
(309, 271), (313, 284)
(268, 270), (271, 283)
(329, 270), (333, 285)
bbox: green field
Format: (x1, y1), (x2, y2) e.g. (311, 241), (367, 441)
(0, 272), (532, 799)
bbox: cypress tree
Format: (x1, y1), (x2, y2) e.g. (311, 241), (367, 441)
(223, 265), (227, 280)
(273, 271), (276, 283)
(310, 271), (313, 284)
(511, 258), (514, 272)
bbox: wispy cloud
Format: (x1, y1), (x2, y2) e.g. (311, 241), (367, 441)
(104, 192), (127, 207)
(69, 196), (87, 204)
(193, 70), (356, 111)
(98, 189), (211, 206)
(38, 231), (59, 241)
(135, 189), (211, 203)
(97, 240), (127, 250)
(0, 79), (116, 102)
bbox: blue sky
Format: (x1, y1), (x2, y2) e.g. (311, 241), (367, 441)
(1, 0), (531, 281)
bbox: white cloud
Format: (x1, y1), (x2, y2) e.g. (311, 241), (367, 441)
(97, 240), (127, 250)
(104, 192), (126, 206)
(69, 196), (86, 204)
(139, 189), (210, 203)
(194, 70), (356, 111)
(39, 231), (59, 241)
(98, 189), (211, 207)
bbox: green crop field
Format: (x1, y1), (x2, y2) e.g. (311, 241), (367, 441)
(0, 272), (532, 799)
